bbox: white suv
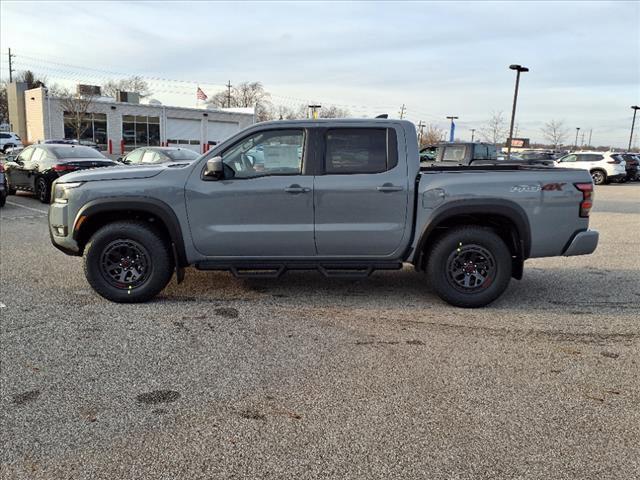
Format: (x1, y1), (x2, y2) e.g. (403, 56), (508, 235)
(555, 151), (626, 185)
(0, 132), (23, 153)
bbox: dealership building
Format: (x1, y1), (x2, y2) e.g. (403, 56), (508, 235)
(6, 83), (255, 154)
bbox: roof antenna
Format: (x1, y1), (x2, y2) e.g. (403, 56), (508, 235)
(375, 114), (388, 119)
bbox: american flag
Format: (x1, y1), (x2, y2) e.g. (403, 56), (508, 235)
(196, 87), (208, 101)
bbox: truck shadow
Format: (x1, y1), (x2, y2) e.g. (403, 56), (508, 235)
(162, 265), (639, 315)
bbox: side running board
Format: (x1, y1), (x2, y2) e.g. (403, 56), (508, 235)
(195, 261), (403, 279)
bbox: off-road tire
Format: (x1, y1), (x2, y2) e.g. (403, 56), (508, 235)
(426, 226), (512, 308)
(83, 221), (174, 303)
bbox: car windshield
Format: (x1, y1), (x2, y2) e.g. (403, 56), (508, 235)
(52, 146), (106, 159)
(165, 149), (199, 161)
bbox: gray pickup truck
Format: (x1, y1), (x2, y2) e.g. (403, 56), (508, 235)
(48, 119), (598, 307)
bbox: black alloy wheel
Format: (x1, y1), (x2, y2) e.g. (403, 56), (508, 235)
(446, 244), (496, 292)
(100, 239), (151, 290)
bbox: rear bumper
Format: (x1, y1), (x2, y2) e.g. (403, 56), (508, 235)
(563, 230), (599, 256)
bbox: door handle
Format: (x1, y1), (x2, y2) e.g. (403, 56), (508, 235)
(284, 185), (311, 194)
(376, 184), (403, 192)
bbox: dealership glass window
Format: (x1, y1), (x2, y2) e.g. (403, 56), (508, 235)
(122, 115), (161, 150)
(63, 112), (107, 148)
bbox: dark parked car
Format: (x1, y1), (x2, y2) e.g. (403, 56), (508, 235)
(618, 153), (639, 181)
(119, 147), (200, 165)
(4, 144), (117, 203)
(44, 139), (101, 151)
(0, 161), (7, 207)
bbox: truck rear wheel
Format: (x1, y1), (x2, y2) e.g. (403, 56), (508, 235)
(83, 221), (174, 303)
(426, 226), (512, 308)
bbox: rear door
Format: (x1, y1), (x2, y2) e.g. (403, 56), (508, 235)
(313, 127), (409, 257)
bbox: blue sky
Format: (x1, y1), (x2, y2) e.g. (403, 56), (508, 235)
(1, 0), (639, 147)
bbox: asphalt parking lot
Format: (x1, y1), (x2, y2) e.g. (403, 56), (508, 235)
(1, 184), (639, 480)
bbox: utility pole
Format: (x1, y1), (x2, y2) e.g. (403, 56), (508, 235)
(226, 80), (232, 108)
(507, 64), (529, 160)
(574, 127), (580, 150)
(580, 131), (585, 147)
(629, 106), (640, 151)
(399, 104), (406, 119)
(446, 116), (458, 142)
(471, 128), (476, 142)
(8, 47), (15, 82)
(417, 120), (424, 145)
(308, 104), (321, 119)
(588, 129), (592, 147)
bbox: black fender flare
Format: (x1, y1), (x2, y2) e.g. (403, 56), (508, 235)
(73, 197), (188, 267)
(416, 198), (532, 261)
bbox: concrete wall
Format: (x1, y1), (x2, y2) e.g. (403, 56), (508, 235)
(7, 82), (28, 140)
(22, 87), (255, 154)
(24, 87), (48, 143)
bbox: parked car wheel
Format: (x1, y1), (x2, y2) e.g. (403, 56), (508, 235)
(426, 226), (512, 308)
(5, 178), (16, 195)
(35, 177), (50, 204)
(83, 221), (174, 303)
(590, 169), (607, 185)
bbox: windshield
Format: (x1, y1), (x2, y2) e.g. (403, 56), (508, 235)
(52, 146), (106, 159)
(165, 149), (199, 161)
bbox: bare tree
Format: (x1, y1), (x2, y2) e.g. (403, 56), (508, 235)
(15, 70), (48, 89)
(420, 123), (445, 147)
(479, 110), (508, 144)
(102, 76), (152, 98)
(58, 89), (96, 140)
(317, 105), (350, 118)
(208, 81), (273, 122)
(540, 119), (568, 149)
(0, 81), (8, 125)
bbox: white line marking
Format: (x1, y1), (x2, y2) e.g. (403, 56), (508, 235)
(5, 201), (48, 214)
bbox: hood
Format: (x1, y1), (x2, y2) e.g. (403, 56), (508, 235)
(58, 164), (167, 183)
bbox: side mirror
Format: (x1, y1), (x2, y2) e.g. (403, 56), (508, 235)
(204, 156), (224, 179)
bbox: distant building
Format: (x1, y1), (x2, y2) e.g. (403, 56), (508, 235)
(8, 83), (255, 154)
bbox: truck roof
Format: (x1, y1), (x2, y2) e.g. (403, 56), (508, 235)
(254, 118), (416, 128)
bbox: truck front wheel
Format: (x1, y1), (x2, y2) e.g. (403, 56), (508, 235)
(83, 221), (174, 303)
(426, 226), (512, 308)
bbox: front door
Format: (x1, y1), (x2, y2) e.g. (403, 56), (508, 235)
(313, 127), (409, 257)
(185, 128), (315, 257)
(9, 146), (35, 189)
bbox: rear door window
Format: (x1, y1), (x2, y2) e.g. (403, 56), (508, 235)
(324, 128), (396, 174)
(577, 154), (604, 162)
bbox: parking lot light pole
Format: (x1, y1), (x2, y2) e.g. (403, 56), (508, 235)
(629, 106), (640, 151)
(446, 116), (458, 142)
(506, 64), (529, 160)
(574, 127), (580, 150)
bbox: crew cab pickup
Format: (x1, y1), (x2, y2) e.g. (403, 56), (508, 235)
(48, 119), (599, 307)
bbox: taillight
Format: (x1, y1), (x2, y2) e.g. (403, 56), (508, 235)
(607, 157), (621, 164)
(53, 164), (77, 172)
(574, 183), (594, 218)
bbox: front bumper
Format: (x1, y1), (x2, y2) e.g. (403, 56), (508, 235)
(563, 230), (599, 256)
(48, 201), (81, 256)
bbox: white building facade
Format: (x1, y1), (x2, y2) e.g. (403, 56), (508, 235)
(22, 87), (255, 154)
